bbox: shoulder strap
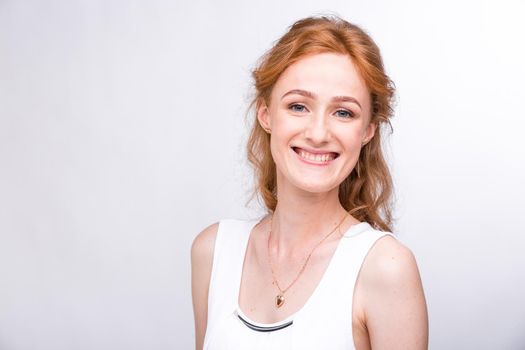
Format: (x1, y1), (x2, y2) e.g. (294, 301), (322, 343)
(206, 218), (259, 330)
(292, 223), (394, 348)
(331, 225), (394, 311)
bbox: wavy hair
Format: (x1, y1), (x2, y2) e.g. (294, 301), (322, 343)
(247, 16), (395, 232)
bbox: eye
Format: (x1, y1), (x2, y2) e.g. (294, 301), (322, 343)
(335, 109), (354, 119)
(288, 103), (308, 113)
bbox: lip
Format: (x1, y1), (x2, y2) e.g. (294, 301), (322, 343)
(292, 146), (339, 166)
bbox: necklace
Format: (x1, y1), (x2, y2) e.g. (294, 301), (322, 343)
(266, 214), (348, 308)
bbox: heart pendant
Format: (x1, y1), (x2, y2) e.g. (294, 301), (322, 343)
(276, 294), (285, 308)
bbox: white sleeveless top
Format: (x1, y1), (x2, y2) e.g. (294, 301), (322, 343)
(203, 218), (393, 350)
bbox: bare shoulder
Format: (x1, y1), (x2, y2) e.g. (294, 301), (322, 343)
(361, 235), (420, 287)
(191, 222), (220, 350)
(357, 234), (428, 349)
(191, 222), (220, 264)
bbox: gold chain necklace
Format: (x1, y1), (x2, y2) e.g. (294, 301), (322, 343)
(266, 214), (348, 308)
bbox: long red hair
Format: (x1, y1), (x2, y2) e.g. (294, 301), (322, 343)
(247, 16), (395, 232)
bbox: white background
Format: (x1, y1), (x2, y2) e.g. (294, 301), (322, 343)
(1, 0), (524, 349)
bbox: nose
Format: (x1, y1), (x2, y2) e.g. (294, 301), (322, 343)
(304, 113), (331, 145)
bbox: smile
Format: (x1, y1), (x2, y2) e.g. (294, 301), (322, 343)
(292, 147), (339, 165)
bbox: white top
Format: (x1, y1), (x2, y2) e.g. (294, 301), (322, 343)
(203, 218), (393, 350)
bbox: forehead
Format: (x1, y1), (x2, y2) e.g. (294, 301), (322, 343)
(271, 52), (370, 105)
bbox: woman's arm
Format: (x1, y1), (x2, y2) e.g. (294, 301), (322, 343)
(191, 223), (218, 350)
(356, 235), (429, 349)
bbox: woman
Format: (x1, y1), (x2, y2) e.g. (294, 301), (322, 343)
(192, 16), (428, 350)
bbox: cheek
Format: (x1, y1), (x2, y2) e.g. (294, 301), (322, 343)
(270, 137), (293, 167)
(269, 137), (279, 160)
(269, 130), (286, 162)
(270, 117), (299, 148)
(337, 129), (364, 149)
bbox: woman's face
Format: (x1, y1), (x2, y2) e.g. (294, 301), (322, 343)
(258, 52), (376, 195)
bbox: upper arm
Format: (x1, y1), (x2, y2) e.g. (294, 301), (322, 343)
(358, 235), (428, 350)
(191, 222), (219, 350)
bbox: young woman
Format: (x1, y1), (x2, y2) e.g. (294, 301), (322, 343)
(191, 16), (428, 350)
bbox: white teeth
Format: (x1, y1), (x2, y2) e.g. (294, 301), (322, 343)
(298, 149), (334, 163)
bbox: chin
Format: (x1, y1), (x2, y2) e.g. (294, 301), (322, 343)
(291, 178), (341, 195)
(275, 165), (347, 195)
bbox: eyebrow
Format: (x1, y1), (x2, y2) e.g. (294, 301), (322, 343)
(281, 89), (362, 109)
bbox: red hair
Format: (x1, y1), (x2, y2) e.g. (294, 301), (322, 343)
(247, 16), (395, 232)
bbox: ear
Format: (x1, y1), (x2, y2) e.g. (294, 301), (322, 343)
(362, 122), (377, 146)
(257, 101), (271, 132)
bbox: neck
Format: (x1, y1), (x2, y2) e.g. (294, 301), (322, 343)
(269, 183), (352, 258)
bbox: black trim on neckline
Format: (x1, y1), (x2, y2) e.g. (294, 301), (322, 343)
(237, 314), (293, 332)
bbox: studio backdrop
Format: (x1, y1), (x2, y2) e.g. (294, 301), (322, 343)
(1, 0), (524, 349)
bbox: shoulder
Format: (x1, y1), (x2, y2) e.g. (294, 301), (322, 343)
(360, 234), (421, 292)
(191, 222), (220, 350)
(355, 233), (428, 349)
(191, 222), (220, 265)
(367, 234), (418, 279)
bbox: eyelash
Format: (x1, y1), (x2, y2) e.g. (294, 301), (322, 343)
(289, 103), (307, 113)
(335, 109), (354, 119)
(288, 103), (355, 119)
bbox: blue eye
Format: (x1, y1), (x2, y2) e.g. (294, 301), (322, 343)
(289, 104), (307, 113)
(335, 109), (354, 118)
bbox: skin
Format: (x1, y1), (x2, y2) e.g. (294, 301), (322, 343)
(192, 53), (428, 349)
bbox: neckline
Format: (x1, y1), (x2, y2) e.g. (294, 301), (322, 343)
(235, 217), (370, 327)
(236, 305), (295, 328)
